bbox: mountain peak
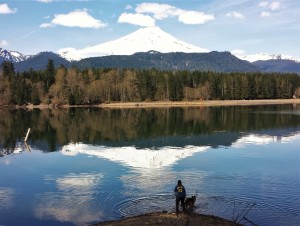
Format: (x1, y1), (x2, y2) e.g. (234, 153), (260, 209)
(58, 26), (209, 61)
(134, 26), (164, 33)
(233, 52), (300, 63)
(130, 26), (175, 38)
(0, 48), (30, 63)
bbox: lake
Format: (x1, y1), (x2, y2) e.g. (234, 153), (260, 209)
(0, 105), (299, 226)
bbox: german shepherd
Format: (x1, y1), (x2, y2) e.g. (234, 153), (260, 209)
(184, 195), (196, 209)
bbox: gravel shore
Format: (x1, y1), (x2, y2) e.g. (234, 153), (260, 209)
(92, 211), (243, 226)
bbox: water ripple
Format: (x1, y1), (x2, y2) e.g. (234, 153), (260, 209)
(114, 193), (175, 217)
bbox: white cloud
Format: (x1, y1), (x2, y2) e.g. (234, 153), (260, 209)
(0, 3), (17, 14)
(0, 188), (14, 210)
(226, 11), (244, 19)
(134, 3), (214, 25)
(261, 11), (271, 17)
(118, 12), (155, 27)
(258, 1), (280, 16)
(136, 3), (177, 20)
(178, 10), (215, 25)
(231, 49), (246, 56)
(40, 23), (54, 28)
(40, 9), (107, 29)
(34, 173), (103, 225)
(125, 5), (132, 10)
(0, 40), (8, 47)
(259, 1), (269, 7)
(37, 0), (53, 3)
(270, 1), (280, 11)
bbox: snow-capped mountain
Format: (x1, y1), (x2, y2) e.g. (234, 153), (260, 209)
(58, 26), (209, 61)
(233, 52), (300, 63)
(0, 48), (30, 63)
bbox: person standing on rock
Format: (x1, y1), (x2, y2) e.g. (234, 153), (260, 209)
(174, 180), (186, 213)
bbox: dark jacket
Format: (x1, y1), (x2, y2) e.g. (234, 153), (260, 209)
(174, 184), (186, 198)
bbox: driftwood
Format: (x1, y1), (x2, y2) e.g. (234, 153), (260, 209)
(24, 128), (31, 142)
(232, 201), (256, 224)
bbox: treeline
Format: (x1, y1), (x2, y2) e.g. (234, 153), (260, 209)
(1, 60), (300, 106)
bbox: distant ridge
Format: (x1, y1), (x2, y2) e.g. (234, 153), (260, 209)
(12, 50), (300, 74)
(14, 51), (258, 73)
(15, 52), (70, 72)
(253, 59), (300, 74)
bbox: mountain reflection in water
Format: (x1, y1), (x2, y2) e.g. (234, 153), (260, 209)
(62, 144), (209, 169)
(61, 130), (300, 169)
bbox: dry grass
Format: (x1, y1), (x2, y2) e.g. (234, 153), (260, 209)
(5, 99), (297, 110)
(97, 99), (300, 109)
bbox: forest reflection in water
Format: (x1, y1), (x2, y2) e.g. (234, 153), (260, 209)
(0, 104), (300, 154)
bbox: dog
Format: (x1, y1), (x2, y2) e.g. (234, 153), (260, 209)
(184, 195), (196, 209)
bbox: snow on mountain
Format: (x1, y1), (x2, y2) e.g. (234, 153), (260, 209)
(233, 52), (300, 63)
(58, 26), (209, 61)
(62, 143), (208, 169)
(0, 48), (30, 63)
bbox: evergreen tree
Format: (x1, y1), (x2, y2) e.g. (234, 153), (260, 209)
(1, 61), (15, 78)
(44, 59), (55, 91)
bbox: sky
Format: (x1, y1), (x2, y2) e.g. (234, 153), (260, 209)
(0, 0), (299, 58)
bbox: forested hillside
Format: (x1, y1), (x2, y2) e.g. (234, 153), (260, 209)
(74, 51), (259, 72)
(12, 51), (300, 74)
(14, 52), (70, 71)
(1, 60), (300, 106)
(253, 59), (300, 73)
(13, 51), (259, 72)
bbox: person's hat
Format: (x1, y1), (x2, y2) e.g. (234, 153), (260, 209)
(178, 180), (182, 184)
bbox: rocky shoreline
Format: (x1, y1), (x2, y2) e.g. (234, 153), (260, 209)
(92, 211), (243, 226)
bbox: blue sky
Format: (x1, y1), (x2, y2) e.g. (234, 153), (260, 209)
(0, 0), (299, 58)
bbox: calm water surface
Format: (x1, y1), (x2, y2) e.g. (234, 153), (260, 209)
(0, 105), (299, 226)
